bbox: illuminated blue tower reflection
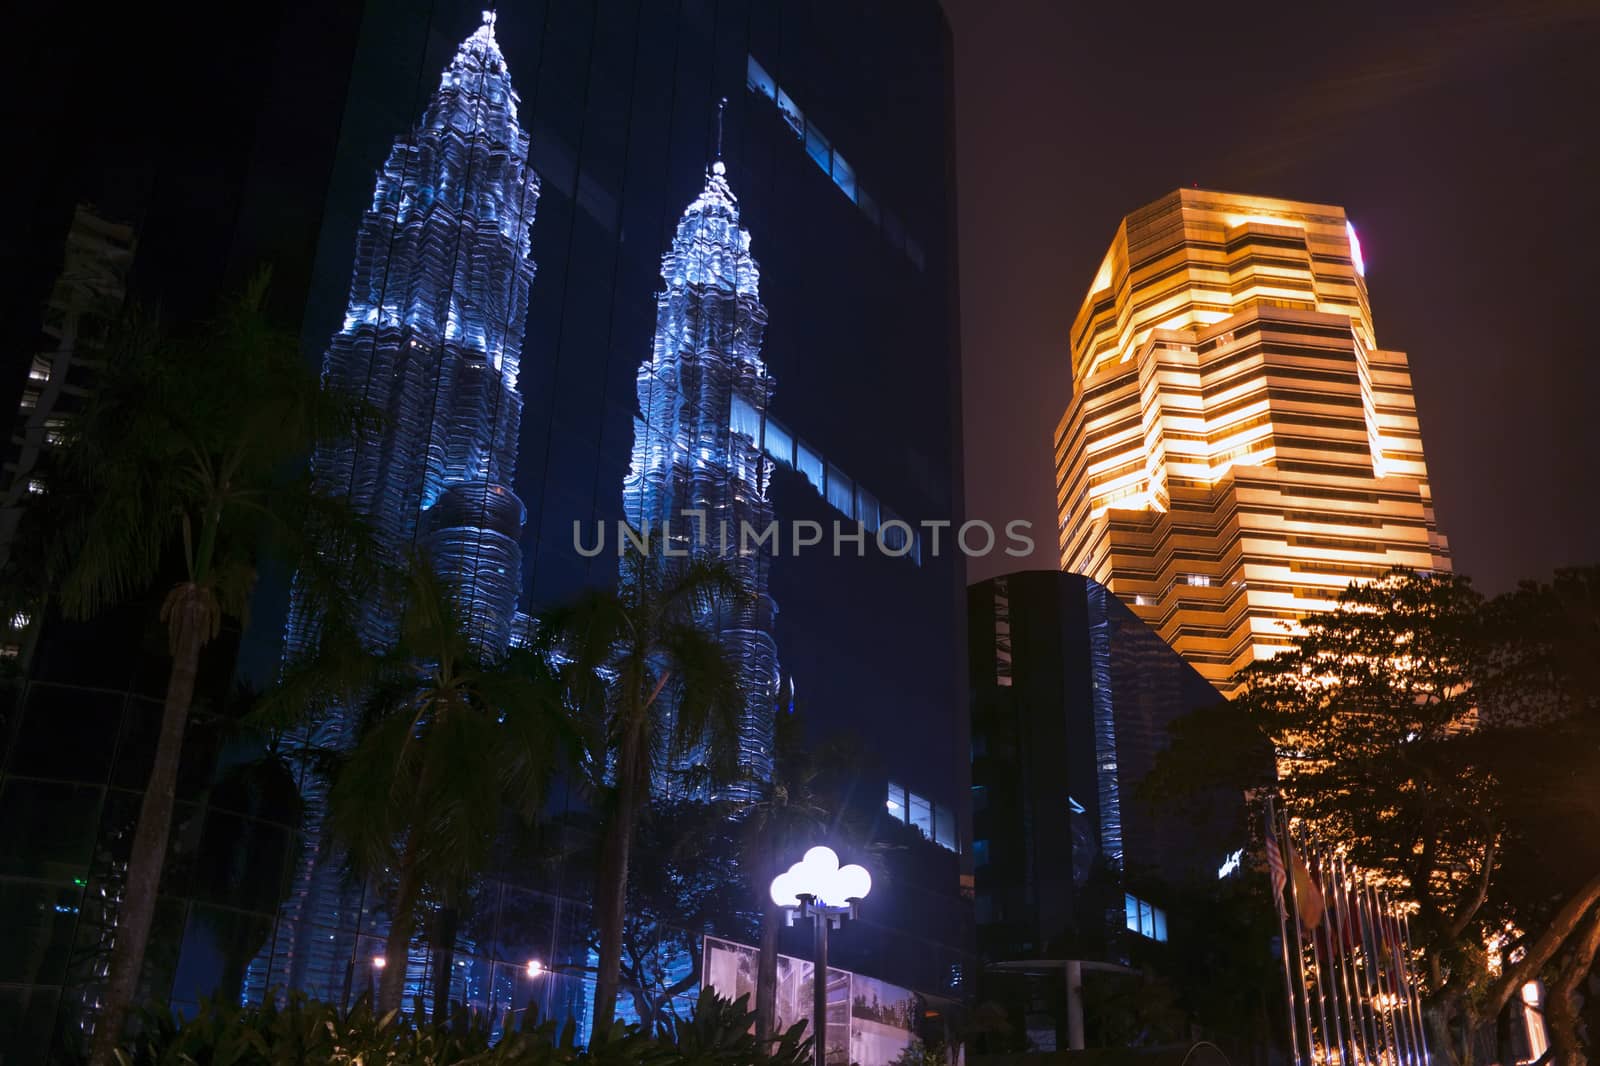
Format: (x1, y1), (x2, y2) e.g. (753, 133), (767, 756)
(250, 10), (540, 1003)
(623, 157), (779, 796)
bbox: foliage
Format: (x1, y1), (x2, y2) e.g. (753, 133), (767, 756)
(1080, 969), (1187, 1049)
(653, 989), (812, 1066)
(16, 270), (378, 1066)
(613, 801), (757, 1036)
(254, 558), (570, 1014)
(108, 988), (809, 1066)
(1144, 567), (1600, 1066)
(537, 547), (747, 1036)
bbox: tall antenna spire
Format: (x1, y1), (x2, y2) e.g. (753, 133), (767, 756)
(716, 97), (727, 161)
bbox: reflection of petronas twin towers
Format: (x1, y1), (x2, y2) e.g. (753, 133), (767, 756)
(289, 10), (779, 783)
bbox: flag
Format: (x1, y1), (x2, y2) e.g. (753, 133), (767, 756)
(1287, 837), (1325, 930)
(1264, 807), (1288, 919)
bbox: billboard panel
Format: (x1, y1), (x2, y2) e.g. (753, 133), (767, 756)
(702, 935), (917, 1066)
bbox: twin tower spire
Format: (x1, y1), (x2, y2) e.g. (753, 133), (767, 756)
(295, 8), (777, 767)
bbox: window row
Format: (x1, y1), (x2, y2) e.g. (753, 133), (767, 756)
(732, 396), (922, 564)
(886, 782), (958, 852)
(1124, 893), (1168, 942)
(746, 56), (925, 271)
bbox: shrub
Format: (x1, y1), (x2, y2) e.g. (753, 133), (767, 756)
(109, 987), (810, 1066)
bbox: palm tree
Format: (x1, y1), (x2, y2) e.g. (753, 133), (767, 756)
(263, 557), (568, 1016)
(539, 548), (746, 1040)
(25, 271), (372, 1066)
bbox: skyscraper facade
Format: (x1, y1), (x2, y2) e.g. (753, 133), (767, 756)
(623, 157), (780, 793)
(968, 571), (1235, 961)
(1055, 189), (1449, 692)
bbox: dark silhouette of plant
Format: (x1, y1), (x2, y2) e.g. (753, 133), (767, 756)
(1145, 567), (1600, 1066)
(255, 557), (569, 1016)
(538, 548), (745, 1041)
(21, 269), (374, 1066)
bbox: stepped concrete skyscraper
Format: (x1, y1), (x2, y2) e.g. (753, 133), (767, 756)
(622, 157), (779, 794)
(255, 11), (540, 1002)
(1055, 189), (1449, 693)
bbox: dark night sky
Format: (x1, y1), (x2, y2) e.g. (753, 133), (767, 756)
(946, 0), (1600, 594)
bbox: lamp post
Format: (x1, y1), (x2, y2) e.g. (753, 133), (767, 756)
(769, 846), (872, 1066)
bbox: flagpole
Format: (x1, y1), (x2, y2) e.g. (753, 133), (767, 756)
(1347, 867), (1394, 1066)
(1382, 898), (1419, 1066)
(1282, 813), (1325, 1065)
(1325, 854), (1363, 1066)
(1312, 851), (1351, 1066)
(1386, 894), (1419, 1066)
(1399, 912), (1431, 1066)
(1333, 856), (1379, 1066)
(1267, 798), (1305, 1066)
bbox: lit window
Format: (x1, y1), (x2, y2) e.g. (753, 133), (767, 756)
(776, 89), (803, 138)
(909, 792), (933, 840)
(731, 394), (762, 441)
(745, 55), (775, 100)
(1134, 594), (1152, 606)
(1124, 893), (1168, 942)
(804, 123), (831, 174)
(855, 488), (879, 532)
(1185, 573), (1212, 587)
(831, 152), (857, 202)
(825, 464), (854, 516)
(763, 420), (793, 467)
(886, 782), (907, 821)
(879, 510), (910, 552)
(795, 441), (824, 492)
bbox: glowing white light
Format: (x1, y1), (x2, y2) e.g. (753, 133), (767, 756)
(526, 959), (545, 978)
(769, 845), (872, 908)
(372, 956), (387, 969)
(1217, 848), (1243, 879)
(1347, 222), (1366, 276)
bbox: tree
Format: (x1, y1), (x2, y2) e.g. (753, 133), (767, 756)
(539, 549), (746, 1040)
(612, 799), (756, 1036)
(261, 557), (568, 1016)
(20, 271), (372, 1066)
(1145, 568), (1600, 1066)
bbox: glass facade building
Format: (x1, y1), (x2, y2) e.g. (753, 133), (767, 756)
(1, 0), (966, 1057)
(967, 571), (1239, 968)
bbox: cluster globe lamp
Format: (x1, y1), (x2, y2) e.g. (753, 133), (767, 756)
(769, 846), (872, 1066)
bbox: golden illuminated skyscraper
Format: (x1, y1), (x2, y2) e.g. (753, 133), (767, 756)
(1055, 189), (1450, 693)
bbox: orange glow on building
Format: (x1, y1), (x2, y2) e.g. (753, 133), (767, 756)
(1055, 189), (1450, 693)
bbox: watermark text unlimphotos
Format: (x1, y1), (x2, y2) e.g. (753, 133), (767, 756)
(574, 512), (1035, 560)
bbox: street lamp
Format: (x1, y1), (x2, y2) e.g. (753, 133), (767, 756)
(769, 846), (872, 1066)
